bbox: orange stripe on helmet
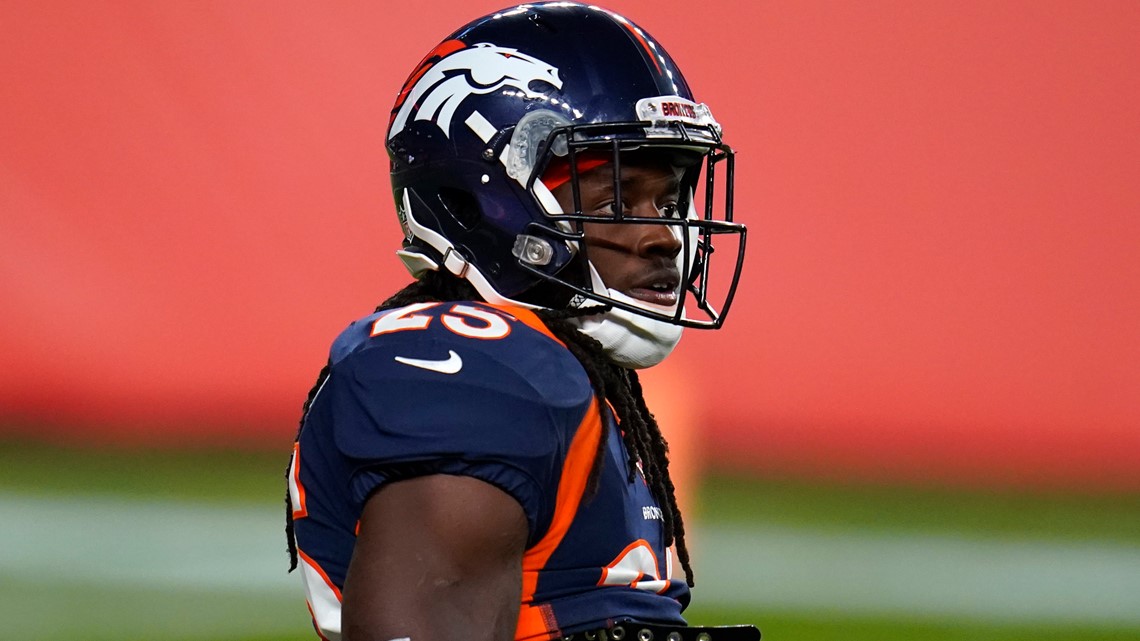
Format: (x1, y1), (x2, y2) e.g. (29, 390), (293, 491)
(611, 15), (663, 75)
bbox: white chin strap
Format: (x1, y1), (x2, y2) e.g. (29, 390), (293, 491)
(570, 265), (684, 369)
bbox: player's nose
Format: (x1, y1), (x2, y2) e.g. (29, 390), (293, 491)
(629, 201), (682, 259)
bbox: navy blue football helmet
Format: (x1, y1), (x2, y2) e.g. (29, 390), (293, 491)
(386, 2), (746, 328)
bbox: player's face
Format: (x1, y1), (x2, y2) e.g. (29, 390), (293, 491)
(551, 156), (685, 307)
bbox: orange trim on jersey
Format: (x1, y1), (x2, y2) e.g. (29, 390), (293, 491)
(515, 396), (604, 641)
(640, 541), (669, 595)
(298, 548), (344, 602)
(291, 442), (308, 520)
(442, 304), (513, 340)
(370, 302), (439, 337)
(605, 399), (620, 424)
(597, 538), (649, 586)
(596, 538), (671, 595)
(516, 602), (560, 641)
(305, 601), (332, 641)
(485, 303), (565, 347)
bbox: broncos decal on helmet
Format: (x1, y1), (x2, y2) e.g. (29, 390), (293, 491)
(388, 41), (562, 141)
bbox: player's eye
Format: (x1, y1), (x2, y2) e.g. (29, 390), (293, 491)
(596, 201), (625, 217)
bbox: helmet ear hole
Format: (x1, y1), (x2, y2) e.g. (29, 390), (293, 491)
(437, 187), (482, 230)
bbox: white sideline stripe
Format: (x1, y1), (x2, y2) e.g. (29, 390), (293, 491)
(0, 492), (297, 592)
(691, 525), (1140, 625)
(1, 492), (1139, 625)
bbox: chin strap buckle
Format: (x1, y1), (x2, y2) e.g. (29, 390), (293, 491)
(441, 246), (470, 279)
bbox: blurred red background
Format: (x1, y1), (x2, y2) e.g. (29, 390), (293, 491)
(2, 1), (1137, 490)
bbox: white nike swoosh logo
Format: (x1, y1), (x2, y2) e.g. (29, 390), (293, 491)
(393, 350), (463, 374)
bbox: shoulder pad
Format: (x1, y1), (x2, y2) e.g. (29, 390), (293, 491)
(325, 301), (592, 462)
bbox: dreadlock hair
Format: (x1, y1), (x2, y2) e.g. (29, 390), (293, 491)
(285, 269), (695, 586)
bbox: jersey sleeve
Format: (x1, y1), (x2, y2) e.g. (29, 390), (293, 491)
(322, 303), (595, 545)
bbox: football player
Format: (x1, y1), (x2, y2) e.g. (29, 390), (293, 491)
(285, 3), (755, 640)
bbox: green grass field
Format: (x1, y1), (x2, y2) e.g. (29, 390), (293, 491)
(1, 439), (1138, 641)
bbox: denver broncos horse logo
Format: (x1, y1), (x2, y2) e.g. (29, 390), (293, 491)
(388, 41), (562, 140)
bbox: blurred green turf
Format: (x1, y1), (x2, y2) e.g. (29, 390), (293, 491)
(697, 475), (1140, 545)
(1, 579), (307, 641)
(3, 438), (1137, 544)
(2, 438), (1139, 641)
(0, 438), (288, 504)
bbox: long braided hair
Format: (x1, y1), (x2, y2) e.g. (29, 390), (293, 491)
(285, 270), (695, 586)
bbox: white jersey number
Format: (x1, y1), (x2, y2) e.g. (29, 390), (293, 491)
(599, 539), (673, 594)
(370, 303), (512, 340)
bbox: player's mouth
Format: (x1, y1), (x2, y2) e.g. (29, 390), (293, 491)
(626, 268), (680, 307)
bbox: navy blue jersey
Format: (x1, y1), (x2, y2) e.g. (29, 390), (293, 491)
(288, 301), (689, 640)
